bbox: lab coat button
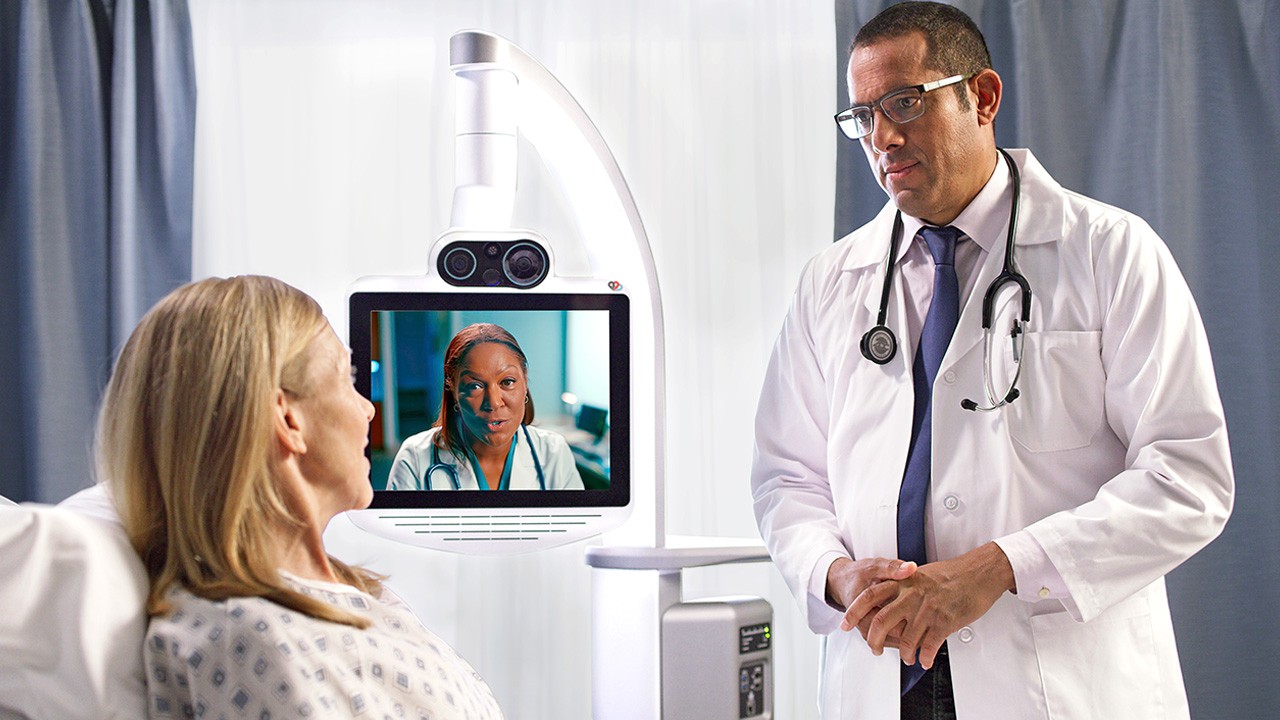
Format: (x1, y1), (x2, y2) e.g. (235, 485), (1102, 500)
(1038, 587), (1051, 599)
(958, 627), (974, 643)
(943, 495), (959, 511)
(943, 370), (957, 384)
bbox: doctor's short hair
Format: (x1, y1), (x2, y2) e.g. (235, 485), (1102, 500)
(852, 1), (992, 108)
(435, 323), (536, 454)
(96, 275), (381, 628)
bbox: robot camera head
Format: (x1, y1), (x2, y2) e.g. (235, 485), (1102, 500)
(439, 239), (550, 289)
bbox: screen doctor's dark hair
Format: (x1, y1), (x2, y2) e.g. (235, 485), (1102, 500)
(435, 322), (536, 454)
(852, 1), (992, 107)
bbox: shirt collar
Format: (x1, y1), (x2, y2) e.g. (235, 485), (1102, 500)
(896, 152), (1011, 259)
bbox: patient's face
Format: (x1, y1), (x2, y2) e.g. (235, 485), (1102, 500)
(294, 328), (376, 512)
(454, 342), (528, 450)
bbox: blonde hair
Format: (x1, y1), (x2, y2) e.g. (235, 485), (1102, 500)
(96, 275), (382, 628)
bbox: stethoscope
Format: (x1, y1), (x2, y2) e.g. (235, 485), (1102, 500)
(859, 148), (1032, 412)
(424, 423), (547, 490)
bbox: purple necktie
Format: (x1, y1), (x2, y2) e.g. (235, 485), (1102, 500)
(898, 225), (961, 694)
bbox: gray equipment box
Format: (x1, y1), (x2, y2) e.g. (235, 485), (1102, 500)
(661, 596), (772, 720)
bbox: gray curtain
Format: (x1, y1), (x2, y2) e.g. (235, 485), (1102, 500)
(0, 0), (195, 503)
(835, 2), (1279, 717)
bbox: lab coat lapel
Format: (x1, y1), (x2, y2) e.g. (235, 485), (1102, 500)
(942, 233), (1007, 377)
(840, 203), (901, 320)
(511, 427), (539, 490)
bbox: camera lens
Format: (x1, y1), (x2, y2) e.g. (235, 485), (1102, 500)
(442, 246), (477, 281)
(502, 242), (548, 287)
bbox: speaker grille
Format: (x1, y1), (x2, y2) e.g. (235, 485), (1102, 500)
(377, 512), (605, 543)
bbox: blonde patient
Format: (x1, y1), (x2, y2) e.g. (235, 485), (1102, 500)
(97, 275), (504, 719)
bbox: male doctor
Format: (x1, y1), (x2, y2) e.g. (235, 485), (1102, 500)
(751, 3), (1234, 719)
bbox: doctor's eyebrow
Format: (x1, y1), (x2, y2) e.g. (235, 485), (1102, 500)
(461, 364), (520, 377)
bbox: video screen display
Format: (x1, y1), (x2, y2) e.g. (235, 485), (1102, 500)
(350, 292), (629, 509)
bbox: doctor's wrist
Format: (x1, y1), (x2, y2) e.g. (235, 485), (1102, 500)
(825, 557), (853, 610)
(978, 541), (1018, 595)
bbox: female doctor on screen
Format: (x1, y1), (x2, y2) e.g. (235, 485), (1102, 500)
(386, 323), (583, 491)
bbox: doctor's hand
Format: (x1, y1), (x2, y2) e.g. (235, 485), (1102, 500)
(826, 557), (918, 647)
(841, 542), (1015, 669)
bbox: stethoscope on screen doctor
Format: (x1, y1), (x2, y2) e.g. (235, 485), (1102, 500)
(424, 423), (547, 490)
(859, 148), (1032, 412)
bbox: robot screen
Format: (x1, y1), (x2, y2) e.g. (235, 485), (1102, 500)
(350, 291), (629, 509)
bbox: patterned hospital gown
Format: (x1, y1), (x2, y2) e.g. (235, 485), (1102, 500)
(144, 573), (504, 720)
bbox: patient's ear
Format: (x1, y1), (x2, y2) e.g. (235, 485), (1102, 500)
(273, 389), (307, 455)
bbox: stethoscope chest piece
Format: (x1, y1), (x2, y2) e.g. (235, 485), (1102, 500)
(860, 325), (897, 365)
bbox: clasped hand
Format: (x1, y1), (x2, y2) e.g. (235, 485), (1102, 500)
(830, 543), (1014, 669)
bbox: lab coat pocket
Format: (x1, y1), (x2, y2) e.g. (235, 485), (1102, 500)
(1006, 331), (1104, 453)
(1029, 595), (1164, 720)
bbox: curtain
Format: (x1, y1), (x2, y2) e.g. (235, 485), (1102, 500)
(187, 0), (834, 716)
(0, 0), (195, 503)
(835, 2), (1280, 717)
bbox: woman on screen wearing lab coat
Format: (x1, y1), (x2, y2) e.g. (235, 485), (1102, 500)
(386, 323), (583, 491)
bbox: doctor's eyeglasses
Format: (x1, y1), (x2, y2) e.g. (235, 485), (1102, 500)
(834, 74), (972, 141)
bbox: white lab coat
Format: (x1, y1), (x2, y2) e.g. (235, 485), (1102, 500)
(387, 425), (584, 491)
(752, 150), (1233, 719)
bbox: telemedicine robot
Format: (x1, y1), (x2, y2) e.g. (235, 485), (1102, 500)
(344, 31), (774, 720)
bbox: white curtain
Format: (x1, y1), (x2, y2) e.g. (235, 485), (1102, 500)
(188, 1), (834, 716)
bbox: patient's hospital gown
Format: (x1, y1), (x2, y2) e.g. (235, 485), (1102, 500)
(144, 572), (503, 719)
